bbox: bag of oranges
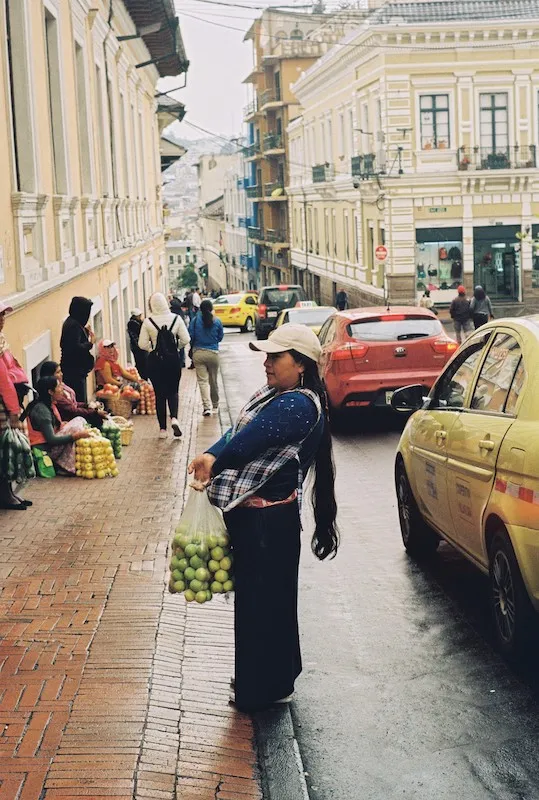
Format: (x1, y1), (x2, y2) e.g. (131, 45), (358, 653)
(168, 489), (233, 603)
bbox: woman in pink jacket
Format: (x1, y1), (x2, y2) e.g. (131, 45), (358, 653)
(0, 301), (31, 510)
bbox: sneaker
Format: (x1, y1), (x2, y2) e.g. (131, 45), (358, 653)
(159, 430), (167, 439)
(202, 410), (211, 417)
(212, 406), (219, 414)
(171, 418), (182, 437)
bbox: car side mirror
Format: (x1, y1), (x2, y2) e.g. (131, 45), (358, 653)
(391, 384), (428, 413)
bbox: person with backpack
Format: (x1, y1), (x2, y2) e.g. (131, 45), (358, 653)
(189, 300), (224, 417)
(138, 293), (190, 439)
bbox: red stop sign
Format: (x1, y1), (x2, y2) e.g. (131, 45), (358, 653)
(375, 245), (388, 261)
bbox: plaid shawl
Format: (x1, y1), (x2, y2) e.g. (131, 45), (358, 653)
(207, 385), (322, 512)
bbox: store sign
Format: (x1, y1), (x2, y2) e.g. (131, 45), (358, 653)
(428, 207), (448, 213)
(375, 245), (388, 261)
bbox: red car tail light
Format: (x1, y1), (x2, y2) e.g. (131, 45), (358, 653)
(258, 304), (267, 319)
(379, 314), (406, 321)
(230, 307), (241, 314)
(332, 342), (369, 360)
(431, 339), (458, 355)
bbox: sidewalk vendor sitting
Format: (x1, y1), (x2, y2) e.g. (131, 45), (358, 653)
(40, 361), (108, 429)
(24, 377), (90, 474)
(94, 340), (135, 388)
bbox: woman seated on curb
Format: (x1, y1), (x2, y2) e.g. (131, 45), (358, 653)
(23, 377), (90, 475)
(94, 339), (135, 388)
(40, 361), (109, 429)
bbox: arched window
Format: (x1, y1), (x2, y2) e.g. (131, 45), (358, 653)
(274, 30), (287, 40)
(290, 29), (303, 40)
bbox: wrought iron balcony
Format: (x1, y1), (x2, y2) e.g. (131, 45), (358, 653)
(243, 100), (258, 119)
(265, 228), (288, 244)
(246, 185), (262, 199)
(351, 153), (377, 178)
(260, 88), (281, 107)
(312, 163), (334, 183)
(457, 145), (537, 171)
(247, 226), (264, 241)
(261, 247), (289, 269)
(263, 182), (285, 197)
(264, 133), (283, 151)
(244, 142), (261, 159)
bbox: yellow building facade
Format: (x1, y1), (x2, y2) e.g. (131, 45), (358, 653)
(0, 0), (187, 382)
(288, 1), (539, 312)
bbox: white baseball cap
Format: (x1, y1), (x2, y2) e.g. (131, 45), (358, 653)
(249, 324), (322, 363)
(102, 339), (116, 347)
(131, 308), (142, 316)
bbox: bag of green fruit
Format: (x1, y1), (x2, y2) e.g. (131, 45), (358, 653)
(169, 489), (233, 603)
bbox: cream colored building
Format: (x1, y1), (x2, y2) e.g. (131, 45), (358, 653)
(196, 153), (237, 292)
(0, 0), (187, 383)
(223, 153), (252, 291)
(288, 0), (539, 312)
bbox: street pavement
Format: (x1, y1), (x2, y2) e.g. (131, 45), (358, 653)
(0, 367), (262, 800)
(219, 330), (539, 800)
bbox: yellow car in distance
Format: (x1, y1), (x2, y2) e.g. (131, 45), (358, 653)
(274, 305), (335, 335)
(391, 317), (539, 656)
(212, 292), (258, 332)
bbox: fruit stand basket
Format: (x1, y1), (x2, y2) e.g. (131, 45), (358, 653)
(111, 416), (134, 446)
(103, 394), (134, 419)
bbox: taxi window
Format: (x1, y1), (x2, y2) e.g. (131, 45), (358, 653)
(434, 334), (491, 408)
(244, 295), (257, 305)
(505, 357), (526, 415)
(319, 318), (336, 345)
(471, 333), (522, 414)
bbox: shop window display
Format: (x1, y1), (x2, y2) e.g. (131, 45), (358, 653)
(415, 239), (463, 294)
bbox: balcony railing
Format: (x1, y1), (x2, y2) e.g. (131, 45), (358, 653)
(243, 100), (258, 118)
(260, 88), (281, 107)
(264, 133), (283, 151)
(265, 228), (288, 244)
(247, 226), (264, 241)
(246, 185), (262, 199)
(312, 163), (334, 183)
(351, 153), (377, 178)
(244, 142), (261, 159)
(457, 145), (537, 171)
(261, 247), (289, 270)
(264, 182), (285, 197)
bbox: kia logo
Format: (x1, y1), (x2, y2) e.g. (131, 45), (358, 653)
(394, 346), (407, 357)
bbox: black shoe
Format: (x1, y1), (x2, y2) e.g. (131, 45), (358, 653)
(0, 501), (27, 511)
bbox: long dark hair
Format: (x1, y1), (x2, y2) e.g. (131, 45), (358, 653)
(290, 349), (339, 560)
(200, 298), (214, 328)
(40, 361), (59, 378)
(20, 376), (58, 423)
(474, 285), (486, 301)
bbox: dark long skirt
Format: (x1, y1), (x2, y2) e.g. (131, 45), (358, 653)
(224, 501), (302, 712)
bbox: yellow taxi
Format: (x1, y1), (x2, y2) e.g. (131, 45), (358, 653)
(212, 292), (258, 332)
(274, 303), (335, 335)
(391, 318), (539, 655)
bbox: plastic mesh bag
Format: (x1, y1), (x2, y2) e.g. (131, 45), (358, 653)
(0, 427), (35, 482)
(169, 489), (233, 603)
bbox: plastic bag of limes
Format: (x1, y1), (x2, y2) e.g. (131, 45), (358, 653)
(169, 489), (233, 603)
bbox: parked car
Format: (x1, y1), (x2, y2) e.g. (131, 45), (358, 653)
(212, 291), (258, 332)
(318, 306), (457, 414)
(274, 305), (335, 335)
(255, 285), (307, 339)
(392, 318), (539, 655)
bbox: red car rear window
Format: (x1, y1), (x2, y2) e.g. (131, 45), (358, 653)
(348, 317), (442, 342)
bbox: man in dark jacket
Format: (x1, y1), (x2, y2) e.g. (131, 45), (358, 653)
(60, 297), (94, 402)
(336, 288), (349, 311)
(127, 308), (148, 379)
(449, 285), (473, 344)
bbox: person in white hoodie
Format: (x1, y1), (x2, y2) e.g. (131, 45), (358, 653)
(138, 292), (190, 439)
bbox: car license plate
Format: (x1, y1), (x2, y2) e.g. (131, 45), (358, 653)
(268, 311), (277, 318)
(215, 309), (223, 314)
(385, 391), (394, 405)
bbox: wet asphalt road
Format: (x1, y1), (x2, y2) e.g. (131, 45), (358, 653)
(218, 330), (539, 800)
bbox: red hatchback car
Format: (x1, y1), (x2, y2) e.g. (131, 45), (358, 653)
(318, 306), (458, 413)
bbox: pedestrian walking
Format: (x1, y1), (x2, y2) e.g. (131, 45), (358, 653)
(0, 300), (32, 510)
(189, 299), (223, 417)
(60, 297), (95, 403)
(138, 292), (190, 439)
(335, 287), (348, 311)
(470, 285), (494, 329)
(127, 309), (148, 379)
(188, 324), (339, 712)
(191, 287), (201, 314)
(449, 285), (473, 344)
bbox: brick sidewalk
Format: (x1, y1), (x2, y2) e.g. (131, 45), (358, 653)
(0, 370), (262, 799)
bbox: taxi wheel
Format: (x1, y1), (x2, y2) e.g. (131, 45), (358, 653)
(395, 461), (439, 558)
(242, 317), (254, 333)
(489, 531), (536, 657)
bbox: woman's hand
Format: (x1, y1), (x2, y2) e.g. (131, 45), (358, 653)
(98, 409), (109, 419)
(73, 429), (91, 441)
(8, 413), (20, 427)
(188, 453), (216, 490)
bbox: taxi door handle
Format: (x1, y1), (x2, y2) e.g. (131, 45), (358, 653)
(479, 439), (495, 451)
(435, 430), (447, 442)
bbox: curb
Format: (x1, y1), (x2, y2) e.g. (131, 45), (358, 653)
(217, 361), (310, 800)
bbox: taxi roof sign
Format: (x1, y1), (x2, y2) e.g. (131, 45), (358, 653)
(296, 300), (318, 308)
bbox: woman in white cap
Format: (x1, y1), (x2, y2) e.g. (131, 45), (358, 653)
(188, 324), (339, 712)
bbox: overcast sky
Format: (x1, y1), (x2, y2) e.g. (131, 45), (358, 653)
(157, 1), (260, 141)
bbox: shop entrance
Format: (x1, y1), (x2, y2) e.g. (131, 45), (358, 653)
(473, 225), (520, 301)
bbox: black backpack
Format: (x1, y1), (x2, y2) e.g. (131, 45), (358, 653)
(149, 317), (180, 368)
